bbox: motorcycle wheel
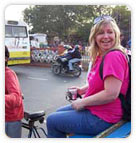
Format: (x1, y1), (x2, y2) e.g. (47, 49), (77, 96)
(52, 65), (61, 75)
(73, 65), (81, 77)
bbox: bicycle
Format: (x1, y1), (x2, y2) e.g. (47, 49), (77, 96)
(22, 110), (47, 138)
(22, 91), (81, 138)
(22, 90), (81, 138)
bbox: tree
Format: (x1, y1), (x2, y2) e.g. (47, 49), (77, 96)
(23, 6), (75, 37)
(23, 5), (131, 44)
(111, 5), (131, 41)
(68, 5), (112, 43)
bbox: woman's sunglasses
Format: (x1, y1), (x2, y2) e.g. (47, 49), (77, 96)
(93, 15), (114, 25)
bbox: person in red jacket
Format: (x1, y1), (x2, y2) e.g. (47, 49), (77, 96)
(5, 46), (24, 138)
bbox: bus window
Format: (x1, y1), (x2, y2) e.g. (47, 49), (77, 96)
(13, 26), (27, 37)
(5, 25), (27, 38)
(5, 26), (12, 37)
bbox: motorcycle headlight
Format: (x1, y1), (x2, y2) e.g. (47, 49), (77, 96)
(79, 64), (82, 69)
(62, 58), (67, 62)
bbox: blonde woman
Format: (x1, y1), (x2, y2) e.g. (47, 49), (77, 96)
(46, 16), (129, 138)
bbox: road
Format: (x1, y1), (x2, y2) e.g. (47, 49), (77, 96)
(10, 65), (88, 137)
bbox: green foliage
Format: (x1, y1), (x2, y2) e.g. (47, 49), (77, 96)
(23, 5), (131, 44)
(111, 5), (131, 40)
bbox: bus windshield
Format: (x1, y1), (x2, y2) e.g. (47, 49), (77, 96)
(5, 25), (27, 38)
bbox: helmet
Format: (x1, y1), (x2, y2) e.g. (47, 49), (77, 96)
(74, 45), (79, 50)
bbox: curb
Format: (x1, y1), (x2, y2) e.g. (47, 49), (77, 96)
(23, 63), (51, 68)
(22, 62), (88, 71)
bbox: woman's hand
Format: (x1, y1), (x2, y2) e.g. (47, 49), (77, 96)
(77, 87), (84, 95)
(68, 85), (88, 96)
(71, 99), (85, 111)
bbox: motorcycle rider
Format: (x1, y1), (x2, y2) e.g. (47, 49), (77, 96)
(68, 45), (82, 72)
(57, 45), (81, 72)
(52, 44), (82, 77)
(59, 46), (73, 62)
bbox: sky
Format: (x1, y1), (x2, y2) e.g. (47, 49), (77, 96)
(4, 4), (131, 21)
(5, 5), (30, 21)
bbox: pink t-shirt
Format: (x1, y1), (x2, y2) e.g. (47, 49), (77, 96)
(84, 51), (129, 123)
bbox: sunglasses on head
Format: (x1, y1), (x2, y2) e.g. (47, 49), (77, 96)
(93, 15), (114, 25)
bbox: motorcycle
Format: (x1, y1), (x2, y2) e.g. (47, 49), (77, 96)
(51, 57), (82, 77)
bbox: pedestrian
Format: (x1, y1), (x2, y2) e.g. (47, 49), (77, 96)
(120, 30), (126, 47)
(127, 39), (131, 50)
(46, 15), (130, 138)
(5, 46), (24, 138)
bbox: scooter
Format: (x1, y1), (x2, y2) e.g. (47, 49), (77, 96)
(51, 57), (82, 77)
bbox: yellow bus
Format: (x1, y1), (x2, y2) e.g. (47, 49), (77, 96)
(5, 20), (30, 65)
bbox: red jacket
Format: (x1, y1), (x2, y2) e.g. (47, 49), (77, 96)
(5, 67), (24, 121)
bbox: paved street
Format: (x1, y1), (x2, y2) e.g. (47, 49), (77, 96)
(11, 65), (88, 137)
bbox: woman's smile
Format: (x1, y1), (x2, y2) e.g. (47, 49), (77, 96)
(95, 23), (116, 52)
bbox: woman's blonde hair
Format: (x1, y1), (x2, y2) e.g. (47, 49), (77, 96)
(88, 18), (126, 65)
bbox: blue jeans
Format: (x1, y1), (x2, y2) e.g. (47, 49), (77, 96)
(5, 121), (22, 138)
(46, 105), (113, 138)
(68, 58), (81, 70)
